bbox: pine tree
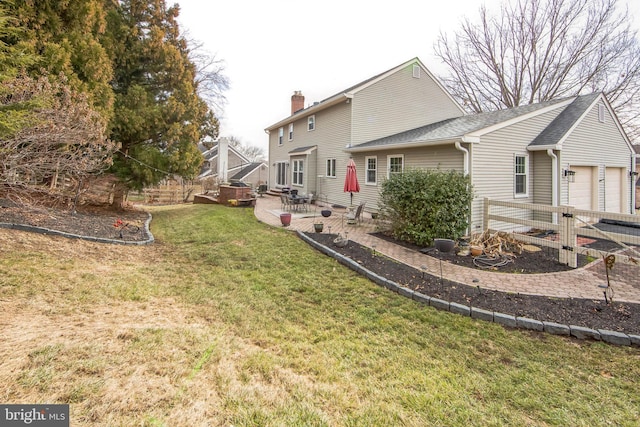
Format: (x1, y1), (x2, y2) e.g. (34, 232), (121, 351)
(105, 0), (211, 209)
(8, 0), (114, 118)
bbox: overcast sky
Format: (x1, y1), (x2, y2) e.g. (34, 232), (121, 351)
(175, 0), (640, 154)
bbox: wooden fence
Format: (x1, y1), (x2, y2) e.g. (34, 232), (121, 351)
(143, 183), (204, 204)
(483, 198), (640, 268)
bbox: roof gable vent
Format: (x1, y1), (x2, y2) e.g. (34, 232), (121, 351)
(412, 64), (421, 78)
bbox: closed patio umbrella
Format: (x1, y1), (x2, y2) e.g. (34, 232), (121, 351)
(343, 158), (360, 206)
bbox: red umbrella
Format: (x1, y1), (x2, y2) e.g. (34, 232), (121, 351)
(343, 158), (360, 205)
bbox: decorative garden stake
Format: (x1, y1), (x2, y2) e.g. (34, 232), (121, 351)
(113, 218), (140, 240)
(420, 265), (427, 279)
(601, 254), (616, 304)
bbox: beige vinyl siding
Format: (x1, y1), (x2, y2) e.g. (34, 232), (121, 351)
(470, 108), (564, 232)
(268, 102), (351, 195)
(559, 102), (633, 212)
(311, 103), (353, 203)
(350, 65), (463, 146)
(347, 145), (464, 212)
(532, 150), (553, 222)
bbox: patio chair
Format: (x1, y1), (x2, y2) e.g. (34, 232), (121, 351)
(280, 194), (291, 211)
(346, 202), (366, 225)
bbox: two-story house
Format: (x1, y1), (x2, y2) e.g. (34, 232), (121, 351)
(265, 58), (636, 231)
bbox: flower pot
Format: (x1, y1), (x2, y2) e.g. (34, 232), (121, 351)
(314, 223), (324, 233)
(333, 235), (348, 247)
(280, 212), (292, 227)
(470, 245), (483, 256)
(321, 209), (332, 217)
(434, 238), (456, 253)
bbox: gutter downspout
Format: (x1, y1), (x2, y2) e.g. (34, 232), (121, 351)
(455, 142), (471, 234)
(632, 153), (637, 213)
(455, 142), (469, 176)
(547, 149), (558, 224)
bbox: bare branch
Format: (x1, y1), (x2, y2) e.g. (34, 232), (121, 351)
(0, 74), (117, 208)
(434, 0), (640, 140)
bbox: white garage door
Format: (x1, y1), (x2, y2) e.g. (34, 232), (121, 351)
(569, 166), (595, 211)
(605, 167), (622, 213)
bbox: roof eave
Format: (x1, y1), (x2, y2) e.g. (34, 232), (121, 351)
(527, 144), (561, 152)
(345, 137), (464, 153)
(265, 94), (352, 131)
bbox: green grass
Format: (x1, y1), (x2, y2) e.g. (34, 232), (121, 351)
(1, 203), (639, 426)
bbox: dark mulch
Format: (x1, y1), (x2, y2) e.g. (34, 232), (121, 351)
(371, 232), (620, 273)
(0, 203), (149, 242)
(306, 232), (640, 337)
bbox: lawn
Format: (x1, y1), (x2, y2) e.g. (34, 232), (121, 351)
(0, 203), (638, 426)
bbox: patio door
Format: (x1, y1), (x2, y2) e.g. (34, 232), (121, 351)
(275, 162), (287, 187)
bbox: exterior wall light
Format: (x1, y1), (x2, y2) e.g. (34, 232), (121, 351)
(563, 169), (576, 183)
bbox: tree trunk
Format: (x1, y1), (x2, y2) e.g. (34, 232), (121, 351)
(111, 183), (127, 211)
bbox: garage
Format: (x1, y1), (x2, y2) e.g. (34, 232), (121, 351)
(568, 166), (596, 211)
(604, 167), (624, 213)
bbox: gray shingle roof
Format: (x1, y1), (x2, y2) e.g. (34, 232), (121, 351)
(351, 97), (571, 150)
(288, 145), (317, 154)
(202, 147), (218, 161)
(229, 163), (264, 181)
(529, 93), (600, 147)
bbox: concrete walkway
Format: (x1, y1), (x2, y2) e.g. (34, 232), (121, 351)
(253, 195), (640, 304)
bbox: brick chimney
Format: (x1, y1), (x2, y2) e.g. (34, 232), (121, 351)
(291, 91), (304, 114)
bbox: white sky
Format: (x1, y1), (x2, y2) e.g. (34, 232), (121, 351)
(175, 0), (640, 154)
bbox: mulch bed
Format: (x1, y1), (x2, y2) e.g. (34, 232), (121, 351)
(306, 232), (640, 337)
(0, 203), (149, 242)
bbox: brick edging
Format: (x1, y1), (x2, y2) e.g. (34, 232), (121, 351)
(0, 213), (155, 245)
(297, 231), (640, 347)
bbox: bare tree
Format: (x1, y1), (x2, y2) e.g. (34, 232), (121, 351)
(228, 136), (265, 162)
(0, 74), (117, 208)
(187, 38), (230, 114)
(434, 0), (640, 140)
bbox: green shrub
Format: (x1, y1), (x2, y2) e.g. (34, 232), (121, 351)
(379, 168), (473, 246)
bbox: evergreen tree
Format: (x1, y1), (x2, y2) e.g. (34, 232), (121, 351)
(105, 0), (212, 209)
(0, 1), (37, 79)
(8, 0), (114, 118)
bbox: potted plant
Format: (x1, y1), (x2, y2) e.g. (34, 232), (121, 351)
(321, 209), (332, 217)
(470, 245), (483, 256)
(280, 212), (292, 227)
(434, 238), (456, 253)
(314, 222), (324, 233)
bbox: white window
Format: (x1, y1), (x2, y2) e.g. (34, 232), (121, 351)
(514, 155), (529, 197)
(387, 155), (404, 177)
(278, 127), (284, 145)
(292, 159), (304, 186)
(307, 115), (315, 131)
(288, 123), (294, 140)
(326, 158), (336, 178)
(365, 156), (377, 184)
